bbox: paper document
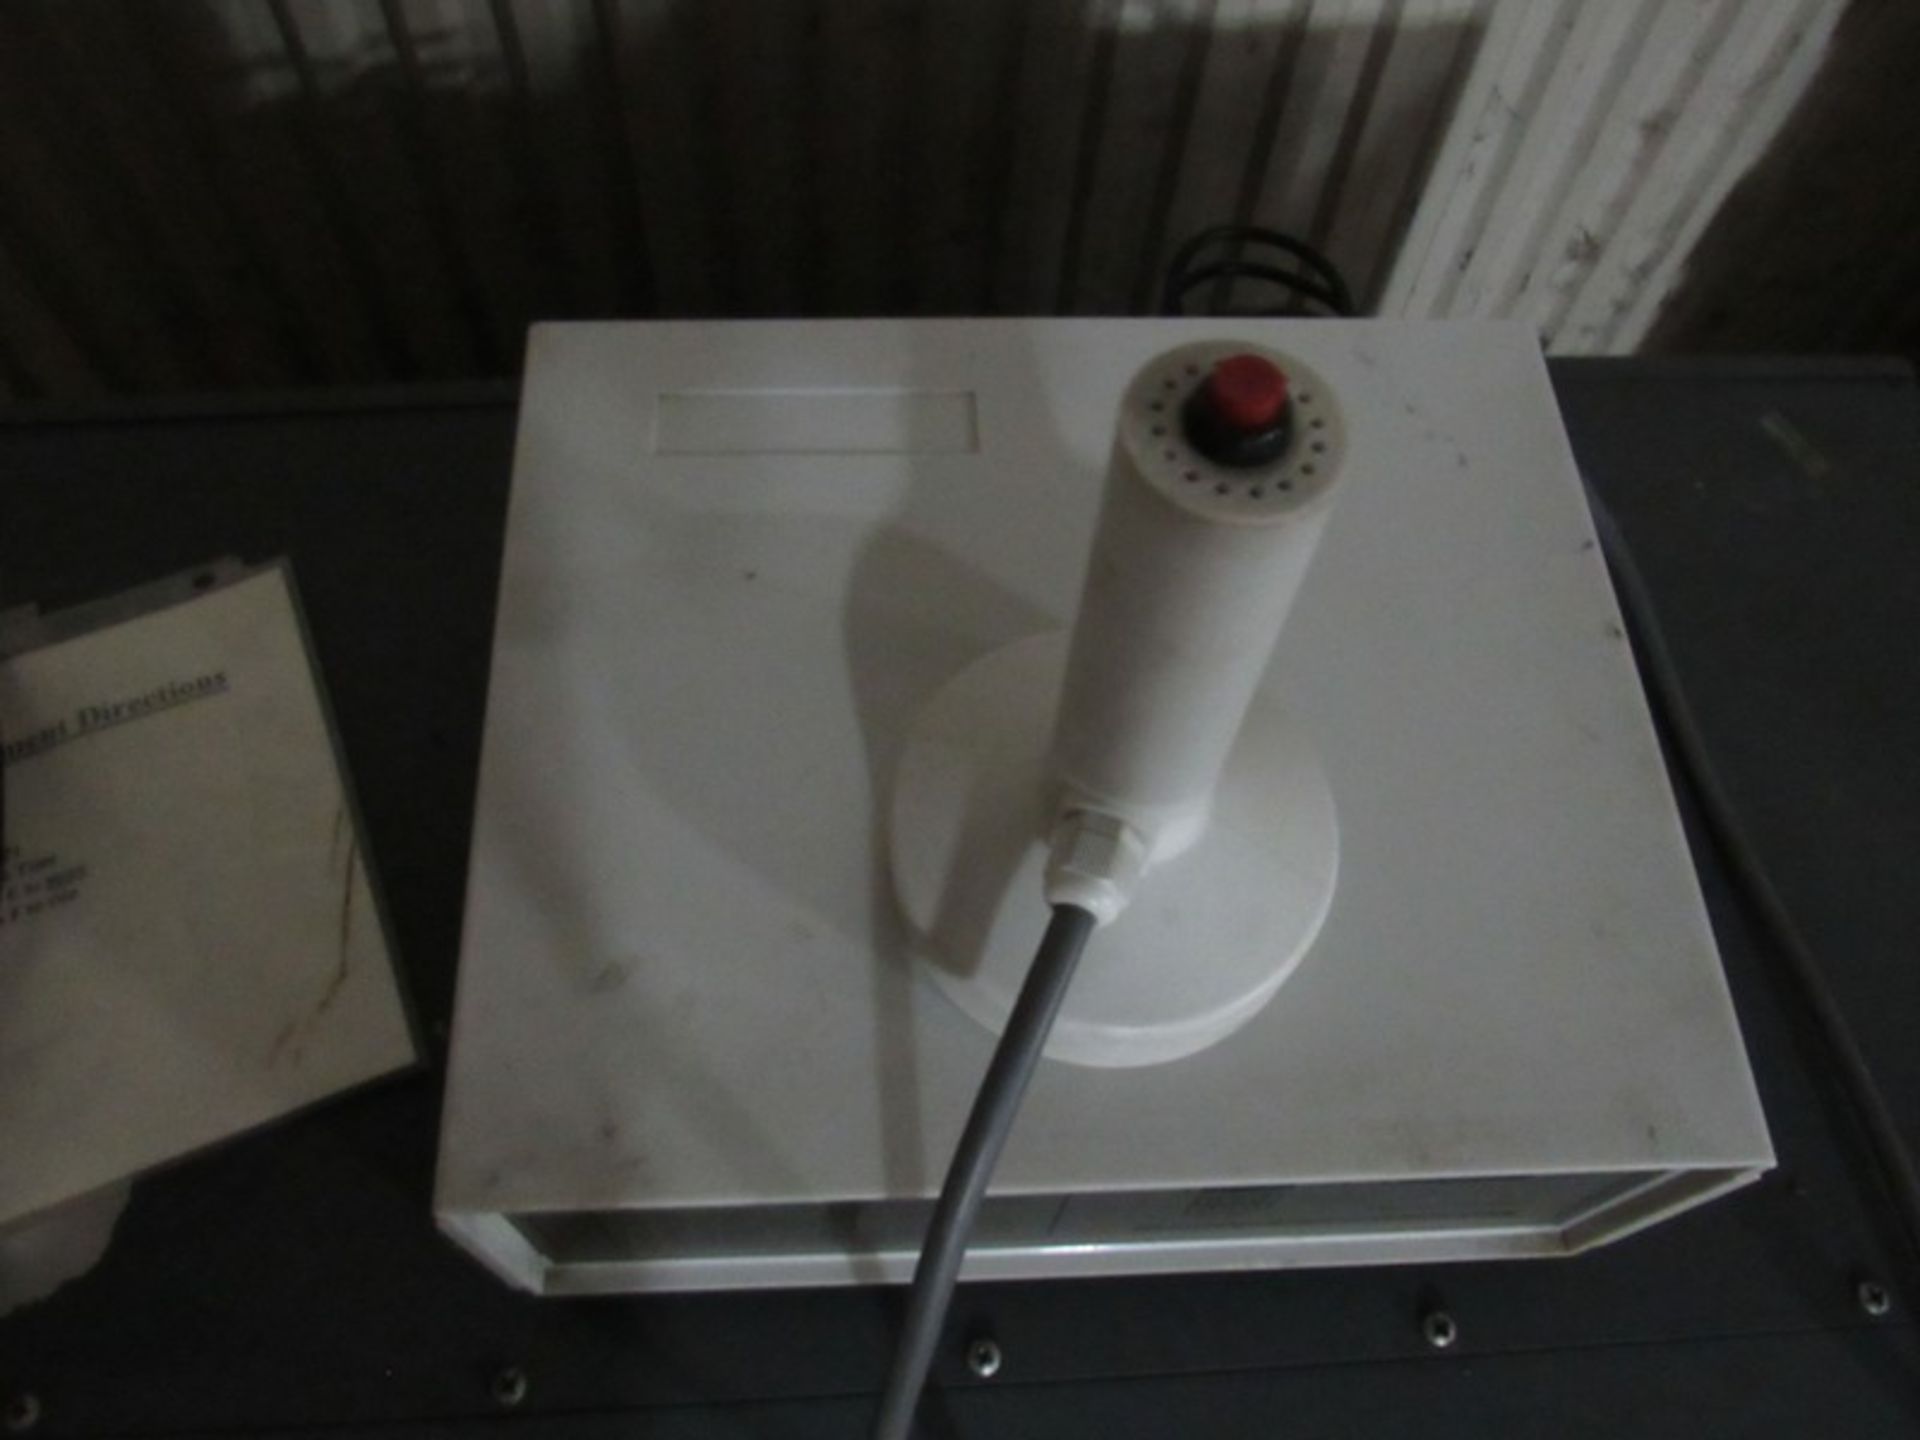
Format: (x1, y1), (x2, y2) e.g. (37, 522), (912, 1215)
(0, 564), (415, 1229)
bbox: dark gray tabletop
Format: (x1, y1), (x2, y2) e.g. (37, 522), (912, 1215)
(2, 359), (1917, 1437)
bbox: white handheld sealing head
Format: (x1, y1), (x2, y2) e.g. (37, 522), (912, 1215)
(1048, 343), (1348, 912)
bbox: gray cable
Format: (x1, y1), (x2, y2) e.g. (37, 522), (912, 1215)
(1585, 481), (1920, 1285)
(870, 902), (1098, 1440)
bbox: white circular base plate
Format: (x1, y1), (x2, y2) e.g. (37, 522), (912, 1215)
(889, 634), (1340, 1067)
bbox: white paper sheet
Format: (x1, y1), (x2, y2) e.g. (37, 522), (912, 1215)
(0, 565), (415, 1228)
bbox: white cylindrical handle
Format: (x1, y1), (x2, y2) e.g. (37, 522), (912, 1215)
(1051, 342), (1346, 862)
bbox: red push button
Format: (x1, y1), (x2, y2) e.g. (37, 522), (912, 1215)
(1206, 354), (1290, 432)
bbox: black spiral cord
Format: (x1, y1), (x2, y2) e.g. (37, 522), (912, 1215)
(1161, 224), (1358, 318)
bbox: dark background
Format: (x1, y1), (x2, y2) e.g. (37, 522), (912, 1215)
(2, 1), (1919, 406)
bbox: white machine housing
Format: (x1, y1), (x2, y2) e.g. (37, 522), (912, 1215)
(436, 319), (1773, 1295)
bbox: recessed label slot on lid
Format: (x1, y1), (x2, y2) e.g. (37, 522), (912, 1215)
(655, 389), (979, 455)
